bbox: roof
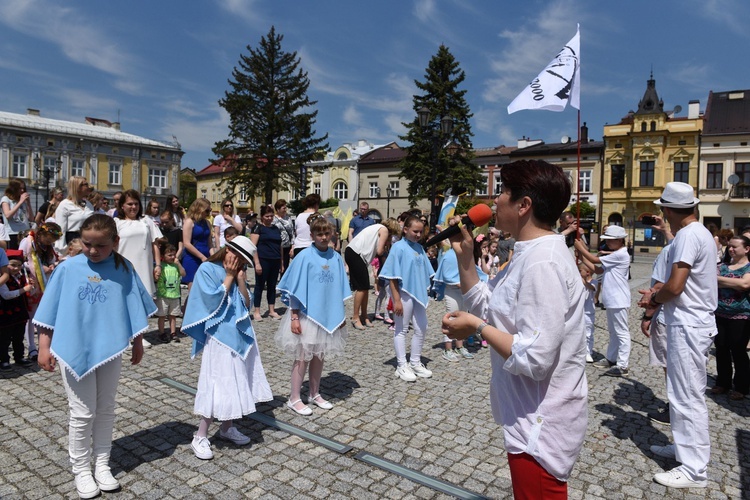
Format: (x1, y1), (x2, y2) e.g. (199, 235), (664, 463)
(635, 75), (664, 115)
(510, 139), (604, 157)
(197, 158), (234, 176)
(703, 90), (750, 136)
(0, 110), (180, 150)
(358, 142), (406, 164)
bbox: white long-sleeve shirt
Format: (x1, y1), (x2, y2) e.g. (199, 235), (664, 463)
(463, 234), (588, 481)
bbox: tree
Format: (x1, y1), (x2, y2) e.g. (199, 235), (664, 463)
(398, 45), (481, 209)
(213, 26), (329, 205)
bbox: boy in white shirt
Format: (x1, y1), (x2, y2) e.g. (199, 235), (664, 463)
(575, 225), (631, 376)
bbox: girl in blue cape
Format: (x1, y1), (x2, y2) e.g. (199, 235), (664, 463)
(35, 214), (157, 499)
(182, 235), (273, 460)
(275, 214), (350, 415)
(379, 215), (435, 382)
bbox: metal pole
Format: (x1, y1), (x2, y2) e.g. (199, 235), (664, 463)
(430, 140), (438, 233)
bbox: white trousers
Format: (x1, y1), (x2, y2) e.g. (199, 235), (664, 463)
(605, 307), (630, 368)
(61, 357), (122, 474)
(667, 324), (715, 482)
(393, 293), (427, 366)
(442, 285), (463, 343)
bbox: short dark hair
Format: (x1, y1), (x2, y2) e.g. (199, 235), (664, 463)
(500, 160), (571, 226)
(274, 199), (287, 211)
(259, 205), (274, 217)
(303, 193), (321, 209)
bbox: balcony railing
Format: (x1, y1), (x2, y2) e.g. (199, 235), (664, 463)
(731, 185), (750, 199)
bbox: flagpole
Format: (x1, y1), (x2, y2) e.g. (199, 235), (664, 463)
(576, 109), (581, 239)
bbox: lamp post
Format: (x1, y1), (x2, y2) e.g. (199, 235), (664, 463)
(386, 184), (393, 218)
(33, 153), (62, 201)
(417, 106), (453, 233)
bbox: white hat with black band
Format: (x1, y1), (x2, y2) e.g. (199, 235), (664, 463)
(225, 235), (257, 263)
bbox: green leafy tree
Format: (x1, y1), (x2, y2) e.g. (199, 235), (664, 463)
(213, 26), (329, 205)
(568, 201), (596, 219)
(398, 45), (480, 208)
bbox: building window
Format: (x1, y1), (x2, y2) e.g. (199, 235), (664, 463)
(239, 185), (247, 202)
(737, 163), (750, 184)
(201, 189), (207, 199)
(148, 168), (168, 190)
(611, 164), (625, 188)
(333, 181), (348, 199)
(494, 174), (502, 196)
(108, 163), (122, 185)
(706, 163), (723, 189)
(578, 170), (592, 193)
(12, 154), (28, 178)
(71, 159), (85, 178)
(650, 121), (656, 131)
(313, 182), (321, 195)
(388, 181), (400, 197)
(640, 161), (655, 187)
(369, 182), (379, 198)
(673, 162), (689, 183)
(475, 174), (488, 196)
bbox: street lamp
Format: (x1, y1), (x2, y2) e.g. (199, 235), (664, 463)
(386, 184), (393, 218)
(33, 153), (62, 201)
(417, 106), (453, 233)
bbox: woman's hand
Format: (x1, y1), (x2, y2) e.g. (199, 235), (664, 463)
(291, 317), (302, 335)
(38, 348), (56, 372)
(130, 336), (144, 365)
(254, 262), (262, 275)
(19, 192), (30, 204)
(447, 215), (475, 258)
(441, 311), (480, 340)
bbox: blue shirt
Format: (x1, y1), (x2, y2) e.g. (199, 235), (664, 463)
(349, 214), (375, 239)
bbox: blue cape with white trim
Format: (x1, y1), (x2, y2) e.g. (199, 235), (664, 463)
(277, 244), (351, 333)
(379, 238), (434, 308)
(33, 253), (157, 381)
(182, 261), (255, 359)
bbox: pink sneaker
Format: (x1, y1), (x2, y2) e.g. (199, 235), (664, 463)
(481, 340), (488, 348)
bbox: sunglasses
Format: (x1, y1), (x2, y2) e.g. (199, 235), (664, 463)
(224, 204), (233, 207)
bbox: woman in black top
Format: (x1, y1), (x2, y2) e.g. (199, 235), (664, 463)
(249, 205), (284, 321)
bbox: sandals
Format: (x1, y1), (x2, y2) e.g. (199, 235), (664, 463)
(710, 386), (728, 395)
(286, 399), (312, 416)
(308, 394), (333, 410)
(351, 320), (366, 331)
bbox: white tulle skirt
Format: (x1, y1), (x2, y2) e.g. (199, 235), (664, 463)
(274, 310), (348, 361)
(194, 335), (274, 421)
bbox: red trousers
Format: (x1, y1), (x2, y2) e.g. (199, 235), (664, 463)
(508, 452), (567, 499)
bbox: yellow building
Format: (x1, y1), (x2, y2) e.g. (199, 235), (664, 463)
(0, 108), (182, 210)
(602, 76), (702, 251)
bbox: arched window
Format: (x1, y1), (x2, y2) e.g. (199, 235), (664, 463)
(650, 121), (656, 131)
(337, 152), (348, 160)
(641, 122), (647, 132)
(608, 213), (623, 226)
(333, 181), (348, 199)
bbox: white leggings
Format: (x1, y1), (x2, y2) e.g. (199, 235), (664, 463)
(61, 357), (122, 474)
(393, 292), (428, 366)
(442, 285), (463, 343)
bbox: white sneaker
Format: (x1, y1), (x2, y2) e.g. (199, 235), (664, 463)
(395, 364), (417, 382)
(649, 444), (676, 459)
(585, 353), (594, 363)
(142, 338), (152, 349)
(74, 471), (101, 499)
(410, 362), (432, 378)
(653, 466), (707, 488)
(94, 467), (120, 491)
(218, 426), (251, 446)
(457, 347), (474, 359)
(442, 349), (459, 362)
(191, 435), (213, 460)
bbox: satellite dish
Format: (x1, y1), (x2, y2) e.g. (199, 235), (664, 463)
(728, 174), (740, 185)
(561, 135), (570, 144)
(673, 105), (682, 115)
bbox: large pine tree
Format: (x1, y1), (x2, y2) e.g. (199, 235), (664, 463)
(398, 45), (480, 211)
(213, 26), (328, 205)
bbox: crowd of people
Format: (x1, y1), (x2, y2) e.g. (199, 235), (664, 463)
(1, 168), (748, 498)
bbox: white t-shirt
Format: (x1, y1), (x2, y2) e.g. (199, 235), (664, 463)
(1, 196), (31, 235)
(0, 222), (9, 242)
(293, 212), (313, 249)
(583, 277), (598, 325)
(346, 224), (384, 264)
(54, 199), (94, 253)
(598, 246), (631, 309)
(213, 213), (241, 248)
(663, 222), (718, 327)
(115, 217), (163, 296)
(650, 243), (672, 325)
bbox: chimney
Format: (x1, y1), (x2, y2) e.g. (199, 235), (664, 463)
(580, 122), (589, 143)
(112, 122), (121, 131)
(27, 108), (40, 116)
(688, 100), (700, 119)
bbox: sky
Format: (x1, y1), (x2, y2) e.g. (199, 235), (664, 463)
(1, 0), (748, 171)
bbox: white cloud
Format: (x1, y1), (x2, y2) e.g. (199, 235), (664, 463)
(215, 0), (266, 28)
(695, 0), (749, 37)
(343, 105), (362, 126)
(0, 0), (142, 94)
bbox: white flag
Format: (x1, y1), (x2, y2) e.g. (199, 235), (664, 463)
(507, 25), (580, 114)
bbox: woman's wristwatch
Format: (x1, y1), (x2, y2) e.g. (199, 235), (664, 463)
(476, 321), (488, 337)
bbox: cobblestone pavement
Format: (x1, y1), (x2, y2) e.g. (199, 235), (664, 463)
(1, 256), (748, 499)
